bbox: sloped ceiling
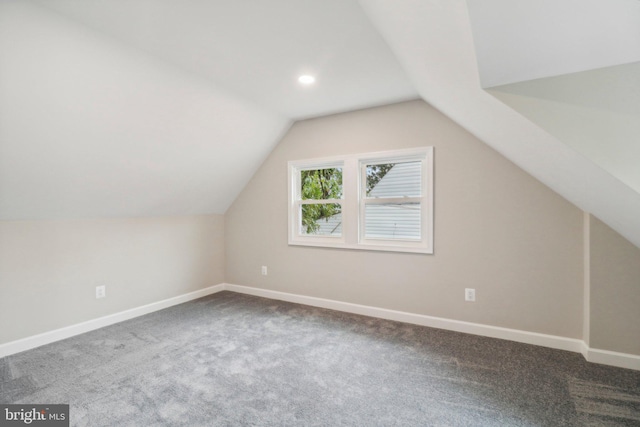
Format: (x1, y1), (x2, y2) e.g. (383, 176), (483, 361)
(30, 0), (418, 120)
(0, 0), (416, 219)
(466, 0), (640, 88)
(469, 0), (640, 196)
(489, 62), (640, 193)
(359, 0), (640, 249)
(1, 0), (639, 249)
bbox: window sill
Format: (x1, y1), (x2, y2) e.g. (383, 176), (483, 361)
(288, 239), (433, 254)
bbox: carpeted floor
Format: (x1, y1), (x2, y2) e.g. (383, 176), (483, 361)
(1, 291), (639, 426)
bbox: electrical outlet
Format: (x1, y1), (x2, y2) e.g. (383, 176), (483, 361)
(465, 288), (475, 302)
(96, 285), (106, 299)
(261, 266), (268, 276)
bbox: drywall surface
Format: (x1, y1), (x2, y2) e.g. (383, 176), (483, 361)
(489, 62), (640, 194)
(225, 100), (584, 338)
(0, 1), (288, 220)
(359, 0), (640, 252)
(589, 215), (640, 355)
(0, 215), (224, 344)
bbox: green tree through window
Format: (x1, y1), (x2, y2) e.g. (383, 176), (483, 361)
(300, 168), (342, 234)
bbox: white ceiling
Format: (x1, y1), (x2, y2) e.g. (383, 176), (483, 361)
(489, 62), (640, 192)
(1, 0), (639, 249)
(0, 1), (289, 219)
(32, 0), (417, 119)
(359, 0), (640, 249)
(466, 0), (640, 88)
(0, 0), (415, 220)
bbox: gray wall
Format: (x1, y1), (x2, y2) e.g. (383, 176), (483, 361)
(589, 215), (640, 355)
(3, 99), (637, 358)
(225, 100), (585, 338)
(0, 215), (224, 344)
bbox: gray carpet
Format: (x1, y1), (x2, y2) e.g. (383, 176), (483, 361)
(1, 291), (639, 426)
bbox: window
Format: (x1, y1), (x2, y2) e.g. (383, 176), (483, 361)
(288, 147), (433, 254)
(297, 165), (343, 237)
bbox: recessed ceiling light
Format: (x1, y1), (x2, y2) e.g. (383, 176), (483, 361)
(298, 75), (316, 85)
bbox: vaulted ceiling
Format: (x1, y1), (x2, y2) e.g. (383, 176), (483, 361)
(1, 0), (639, 248)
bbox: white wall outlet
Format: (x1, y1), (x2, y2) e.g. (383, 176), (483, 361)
(96, 285), (106, 299)
(261, 266), (268, 276)
(465, 288), (476, 302)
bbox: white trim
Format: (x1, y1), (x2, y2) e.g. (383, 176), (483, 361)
(584, 347), (640, 371)
(2, 283), (638, 371)
(583, 211), (591, 347)
(224, 284), (640, 371)
(224, 284), (582, 353)
(0, 284), (226, 358)
(580, 340), (590, 360)
(298, 199), (343, 205)
(288, 147), (434, 254)
(359, 148), (433, 253)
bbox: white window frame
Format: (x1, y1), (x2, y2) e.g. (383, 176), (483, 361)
(288, 147), (433, 254)
(289, 160), (346, 246)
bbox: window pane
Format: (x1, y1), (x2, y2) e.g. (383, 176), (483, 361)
(301, 168), (343, 200)
(366, 161), (421, 198)
(300, 203), (342, 236)
(364, 203), (420, 240)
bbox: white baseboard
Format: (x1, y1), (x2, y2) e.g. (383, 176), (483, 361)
(0, 284), (225, 358)
(2, 282), (638, 371)
(224, 283), (640, 371)
(224, 284), (583, 353)
(580, 340), (590, 361)
(585, 347), (640, 371)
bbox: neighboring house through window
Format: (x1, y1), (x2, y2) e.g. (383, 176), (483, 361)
(288, 147), (433, 254)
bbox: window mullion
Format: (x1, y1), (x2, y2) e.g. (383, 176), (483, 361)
(341, 157), (359, 245)
(359, 161), (367, 243)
